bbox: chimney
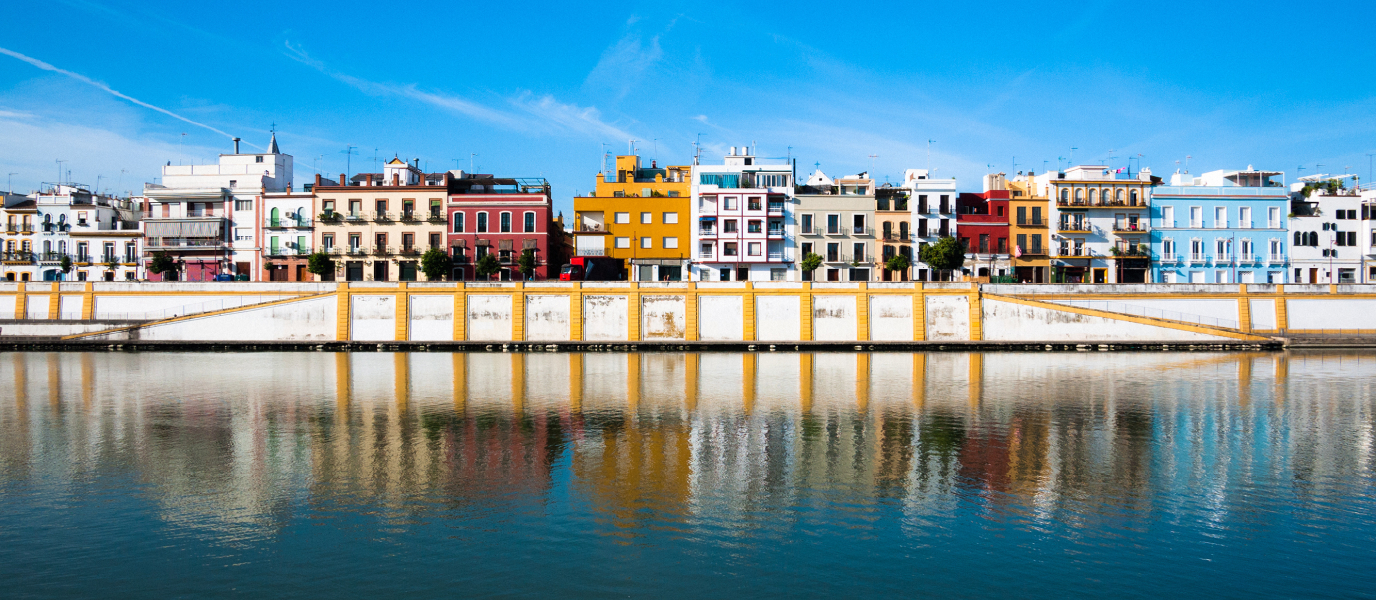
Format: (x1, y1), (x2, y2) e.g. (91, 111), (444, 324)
(729, 146), (736, 156)
(651, 160), (657, 168)
(339, 173), (347, 186)
(392, 173), (400, 186)
(314, 174), (322, 187)
(232, 137), (240, 154)
(365, 174), (373, 186)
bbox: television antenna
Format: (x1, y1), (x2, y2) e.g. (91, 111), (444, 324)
(340, 145), (358, 179)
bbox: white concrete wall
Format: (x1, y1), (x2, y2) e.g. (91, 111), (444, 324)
(467, 295), (512, 341)
(93, 294), (293, 319)
(756, 295), (799, 341)
(870, 295), (913, 341)
(0, 295), (15, 319)
(0, 321), (143, 337)
(26, 295), (49, 320)
(641, 295), (687, 340)
(982, 299), (1228, 341)
(699, 295), (743, 340)
(583, 295), (628, 341)
(111, 296), (338, 341)
(925, 295), (970, 341)
(526, 295), (570, 341)
(1049, 298), (1239, 324)
(812, 295), (857, 341)
(1249, 298), (1277, 331)
(409, 295), (454, 341)
(350, 295), (396, 341)
(59, 295), (83, 319)
(1287, 298), (1376, 330)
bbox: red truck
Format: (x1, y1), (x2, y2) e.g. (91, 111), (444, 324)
(559, 256), (626, 281)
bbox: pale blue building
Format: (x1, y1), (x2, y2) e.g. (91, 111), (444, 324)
(1150, 168), (1289, 284)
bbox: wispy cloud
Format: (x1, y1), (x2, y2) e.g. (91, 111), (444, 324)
(583, 32), (664, 100)
(0, 44), (242, 143)
(283, 41), (634, 141)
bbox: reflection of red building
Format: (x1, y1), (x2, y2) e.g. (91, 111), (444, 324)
(446, 175), (557, 281)
(957, 190), (1011, 278)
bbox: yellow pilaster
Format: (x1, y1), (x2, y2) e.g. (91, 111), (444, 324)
(1238, 355), (1252, 407)
(14, 286), (26, 319)
(453, 286), (466, 341)
(742, 282), (756, 340)
(913, 284), (926, 341)
(968, 284), (983, 341)
(81, 282), (94, 320)
(569, 283), (583, 341)
(1238, 298), (1252, 332)
(800, 283), (814, 341)
(627, 282), (641, 341)
(1276, 291), (1289, 332)
(335, 282), (351, 341)
(511, 282), (525, 341)
(395, 282), (409, 341)
(856, 283), (870, 341)
(47, 282), (60, 320)
(684, 283), (698, 341)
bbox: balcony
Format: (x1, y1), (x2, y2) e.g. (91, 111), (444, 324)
(1267, 254), (1286, 265)
(1189, 254), (1206, 265)
(399, 211), (420, 223)
(346, 246), (367, 256)
(5, 224), (18, 233)
(318, 212), (344, 224)
(427, 210), (446, 224)
(1110, 246), (1150, 259)
(851, 226), (875, 237)
(265, 217), (312, 228)
(141, 210), (221, 219)
(767, 228), (786, 238)
(1015, 218), (1047, 227)
(767, 202), (785, 215)
(1058, 222), (1092, 234)
(1, 251), (33, 263)
(372, 211), (393, 222)
(372, 245), (393, 256)
(144, 237), (227, 249)
(699, 227), (717, 237)
(345, 212), (366, 222)
(399, 246), (421, 256)
(1112, 223), (1147, 233)
(266, 245), (313, 257)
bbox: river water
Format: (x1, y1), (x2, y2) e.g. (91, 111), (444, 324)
(1, 351), (1373, 598)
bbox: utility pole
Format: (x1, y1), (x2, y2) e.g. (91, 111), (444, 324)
(6, 172), (15, 193)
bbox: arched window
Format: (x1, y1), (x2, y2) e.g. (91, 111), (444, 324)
(1294, 231), (1302, 245)
(1075, 189), (1085, 202)
(1130, 190), (1139, 205)
(1116, 189), (1124, 203)
(1309, 232), (1319, 246)
(1061, 189), (1070, 202)
(1088, 189), (1098, 204)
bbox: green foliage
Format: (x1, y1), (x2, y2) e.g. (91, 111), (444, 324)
(105, 258), (119, 272)
(148, 252), (176, 276)
(420, 248), (451, 281)
(475, 253), (501, 279)
(1301, 180), (1343, 198)
(516, 249), (537, 279)
(306, 252), (333, 276)
(59, 254), (72, 274)
(800, 252), (823, 272)
(919, 236), (965, 272)
(884, 253), (911, 273)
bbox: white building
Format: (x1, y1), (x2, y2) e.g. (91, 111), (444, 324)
(1289, 174), (1364, 283)
(903, 169), (959, 281)
(35, 184), (142, 281)
(690, 147), (795, 281)
(141, 134), (292, 281)
(1364, 189), (1376, 283)
(1038, 165), (1155, 283)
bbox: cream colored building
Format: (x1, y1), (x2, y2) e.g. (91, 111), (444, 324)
(312, 159), (448, 282)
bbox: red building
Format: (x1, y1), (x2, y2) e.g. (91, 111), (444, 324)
(957, 190), (1012, 279)
(446, 175), (559, 281)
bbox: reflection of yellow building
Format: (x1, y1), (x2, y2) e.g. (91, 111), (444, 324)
(572, 155), (690, 281)
(1006, 175), (1051, 283)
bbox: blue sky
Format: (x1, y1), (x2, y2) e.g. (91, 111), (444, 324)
(2, 0), (1374, 217)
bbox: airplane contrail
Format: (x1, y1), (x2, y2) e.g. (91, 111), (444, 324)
(0, 44), (240, 142)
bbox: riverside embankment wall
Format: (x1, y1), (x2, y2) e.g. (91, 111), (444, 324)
(5, 281), (1375, 344)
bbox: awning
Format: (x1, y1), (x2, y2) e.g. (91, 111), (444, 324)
(146, 221), (221, 238)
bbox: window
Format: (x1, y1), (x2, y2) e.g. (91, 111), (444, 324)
(500, 212), (511, 233)
(723, 219), (738, 233)
(899, 222), (909, 238)
(852, 214), (866, 234)
(801, 214), (813, 234)
(124, 242), (136, 262)
(719, 267), (732, 281)
(1163, 238), (1175, 259)
(349, 234), (362, 250)
(1269, 207), (1281, 228)
(524, 212), (536, 233)
(1270, 239), (1283, 259)
(826, 214), (840, 234)
(235, 227), (252, 241)
(747, 197), (762, 211)
(429, 233), (441, 249)
(748, 220), (762, 233)
(748, 242), (762, 256)
(453, 212), (465, 233)
(1162, 206), (1174, 228)
(723, 197), (738, 210)
(826, 243), (840, 261)
(376, 199), (388, 214)
(235, 200), (253, 211)
(615, 237), (631, 248)
(641, 236), (652, 249)
(1239, 206), (1252, 228)
(641, 212), (652, 224)
(1029, 234), (1042, 253)
(477, 212), (488, 233)
(1016, 207), (1027, 225)
(1240, 238), (1253, 258)
(1215, 238), (1229, 259)
(700, 242), (714, 257)
(724, 242), (738, 256)
(1190, 207), (1202, 228)
(757, 174), (789, 188)
(1031, 207), (1042, 224)
(663, 212), (678, 224)
(402, 233), (414, 250)
(615, 212), (630, 224)
(663, 237), (678, 249)
(1215, 207), (1227, 228)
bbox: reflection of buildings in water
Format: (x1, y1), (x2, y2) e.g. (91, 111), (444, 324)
(0, 351), (1373, 538)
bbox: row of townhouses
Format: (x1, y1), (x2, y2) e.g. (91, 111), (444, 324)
(3, 138), (1375, 283)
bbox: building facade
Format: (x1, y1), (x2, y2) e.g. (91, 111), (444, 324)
(313, 159), (449, 282)
(1288, 175), (1361, 283)
(1, 193), (38, 281)
(447, 173), (555, 281)
(690, 147), (795, 282)
(903, 169), (959, 281)
(571, 155), (691, 281)
(795, 170), (876, 282)
(262, 189), (315, 281)
(1005, 174), (1051, 283)
(1151, 168), (1289, 284)
(36, 184), (141, 282)
(1041, 165), (1155, 283)
(875, 184), (914, 281)
(957, 179), (1011, 279)
(141, 134), (292, 281)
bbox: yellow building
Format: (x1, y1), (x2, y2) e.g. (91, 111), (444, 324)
(571, 155), (691, 281)
(1006, 174), (1051, 283)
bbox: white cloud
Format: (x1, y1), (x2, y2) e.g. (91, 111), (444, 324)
(582, 33), (664, 100)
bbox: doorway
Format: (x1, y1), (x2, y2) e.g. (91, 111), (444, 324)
(373, 262), (389, 281)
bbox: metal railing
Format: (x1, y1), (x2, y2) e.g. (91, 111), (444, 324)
(265, 217), (312, 228)
(93, 295), (295, 321)
(145, 238), (226, 249)
(1055, 299), (1239, 329)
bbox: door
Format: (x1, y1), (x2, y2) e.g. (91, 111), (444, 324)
(737, 266), (749, 282)
(346, 261), (363, 281)
(373, 262), (389, 281)
(1093, 268), (1106, 283)
(399, 261), (417, 282)
(1309, 268), (1318, 283)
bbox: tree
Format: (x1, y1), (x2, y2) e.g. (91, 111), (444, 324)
(105, 258), (119, 276)
(475, 253), (501, 280)
(801, 252), (823, 276)
(919, 236), (965, 279)
(885, 253), (911, 275)
(306, 252), (334, 280)
(420, 247), (451, 281)
(59, 255), (72, 276)
(516, 249), (537, 280)
(148, 253), (178, 279)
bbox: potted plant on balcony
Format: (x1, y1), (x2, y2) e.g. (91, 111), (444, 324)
(420, 247), (451, 281)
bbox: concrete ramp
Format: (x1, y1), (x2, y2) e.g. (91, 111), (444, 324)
(65, 292), (338, 342)
(982, 293), (1270, 342)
